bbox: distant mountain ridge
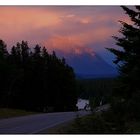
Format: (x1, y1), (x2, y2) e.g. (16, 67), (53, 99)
(55, 49), (118, 79)
(76, 73), (118, 79)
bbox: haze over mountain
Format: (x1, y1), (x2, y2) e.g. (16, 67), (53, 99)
(55, 49), (118, 79)
(0, 6), (125, 79)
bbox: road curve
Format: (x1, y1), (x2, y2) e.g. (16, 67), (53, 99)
(0, 111), (90, 134)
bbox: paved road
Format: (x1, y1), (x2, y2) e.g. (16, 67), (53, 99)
(0, 111), (91, 134)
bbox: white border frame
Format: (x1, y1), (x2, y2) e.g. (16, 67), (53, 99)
(0, 0), (139, 5)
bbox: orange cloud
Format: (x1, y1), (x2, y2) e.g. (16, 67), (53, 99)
(0, 7), (62, 42)
(43, 26), (116, 55)
(43, 35), (95, 56)
(0, 7), (62, 28)
(0, 6), (132, 56)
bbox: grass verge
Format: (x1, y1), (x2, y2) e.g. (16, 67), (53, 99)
(0, 108), (36, 119)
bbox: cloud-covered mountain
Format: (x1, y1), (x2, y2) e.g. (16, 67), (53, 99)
(55, 49), (118, 79)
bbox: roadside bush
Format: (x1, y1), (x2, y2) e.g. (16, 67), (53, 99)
(66, 114), (111, 134)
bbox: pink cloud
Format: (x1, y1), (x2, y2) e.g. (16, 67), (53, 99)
(0, 6), (132, 57)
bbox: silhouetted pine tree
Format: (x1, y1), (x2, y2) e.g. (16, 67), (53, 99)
(0, 40), (9, 106)
(107, 6), (140, 121)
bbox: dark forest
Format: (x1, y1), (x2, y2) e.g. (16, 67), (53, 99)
(0, 40), (78, 112)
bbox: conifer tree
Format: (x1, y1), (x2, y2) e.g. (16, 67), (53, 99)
(107, 6), (140, 121)
(0, 40), (8, 59)
(0, 40), (9, 106)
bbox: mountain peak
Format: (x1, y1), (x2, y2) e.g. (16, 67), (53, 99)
(55, 49), (118, 78)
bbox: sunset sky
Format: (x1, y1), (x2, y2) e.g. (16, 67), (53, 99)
(0, 6), (131, 66)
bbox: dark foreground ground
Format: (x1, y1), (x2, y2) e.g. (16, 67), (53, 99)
(0, 110), (91, 134)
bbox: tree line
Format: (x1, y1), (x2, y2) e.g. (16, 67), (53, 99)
(0, 40), (78, 112)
